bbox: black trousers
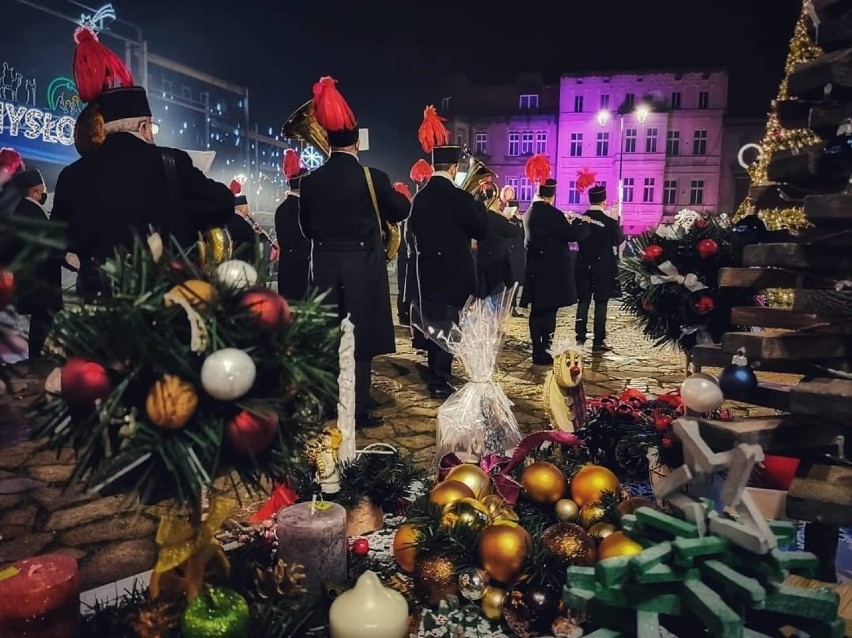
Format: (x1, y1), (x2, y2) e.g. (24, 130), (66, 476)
(426, 340), (453, 386)
(355, 358), (372, 418)
(529, 307), (557, 358)
(575, 298), (609, 345)
(27, 310), (54, 358)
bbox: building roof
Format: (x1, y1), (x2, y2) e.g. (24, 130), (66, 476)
(560, 67), (728, 79)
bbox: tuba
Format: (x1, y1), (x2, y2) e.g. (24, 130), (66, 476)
(460, 156), (499, 208)
(282, 101), (401, 262)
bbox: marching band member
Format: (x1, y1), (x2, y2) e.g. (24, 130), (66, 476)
(298, 77), (410, 428)
(398, 159), (433, 326)
(474, 182), (523, 298)
(520, 155), (590, 365)
(275, 149), (311, 300)
(227, 179), (260, 259)
(409, 106), (487, 399)
(501, 186), (525, 316)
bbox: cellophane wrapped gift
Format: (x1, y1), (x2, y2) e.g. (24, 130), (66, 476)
(415, 286), (522, 467)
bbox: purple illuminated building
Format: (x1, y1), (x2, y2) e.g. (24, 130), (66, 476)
(444, 70), (763, 235)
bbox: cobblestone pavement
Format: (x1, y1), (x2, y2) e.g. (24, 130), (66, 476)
(0, 295), (783, 588)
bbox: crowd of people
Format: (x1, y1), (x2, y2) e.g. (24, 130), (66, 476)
(1, 26), (626, 433)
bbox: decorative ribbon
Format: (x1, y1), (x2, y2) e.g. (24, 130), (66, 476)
(153, 496), (236, 575)
(163, 288), (209, 353)
(650, 260), (708, 292)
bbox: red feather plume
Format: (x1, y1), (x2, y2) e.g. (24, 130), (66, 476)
(283, 149), (302, 179)
(229, 179), (242, 195)
(409, 159), (433, 183)
(576, 166), (597, 192)
(393, 182), (413, 201)
(312, 76), (356, 132)
(249, 483), (298, 524)
(0, 148), (24, 175)
(524, 154), (551, 185)
(418, 105), (450, 154)
(72, 27), (134, 103)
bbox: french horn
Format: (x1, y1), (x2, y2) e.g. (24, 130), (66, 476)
(281, 100), (401, 262)
(460, 156), (499, 209)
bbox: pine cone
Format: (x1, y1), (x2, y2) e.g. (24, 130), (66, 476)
(130, 599), (182, 638)
(254, 558), (306, 599)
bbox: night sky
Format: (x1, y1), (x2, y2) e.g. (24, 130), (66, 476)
(10, 0), (801, 179)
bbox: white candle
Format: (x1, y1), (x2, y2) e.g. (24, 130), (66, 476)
(329, 571), (409, 638)
(337, 315), (356, 462)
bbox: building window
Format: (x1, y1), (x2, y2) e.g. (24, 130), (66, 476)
(508, 132), (520, 156)
(693, 130), (708, 155)
(441, 96), (452, 111)
(521, 131), (534, 155)
(475, 132), (488, 155)
(570, 132), (583, 157)
(162, 79), (172, 96)
(624, 128), (637, 153)
(535, 131), (547, 154)
(645, 127), (658, 153)
(622, 177), (635, 203)
(519, 94), (539, 109)
(519, 178), (533, 201)
(456, 133), (465, 147)
(574, 95), (584, 112)
(596, 132), (609, 157)
(663, 180), (677, 205)
(666, 131), (680, 156)
(670, 91), (682, 110)
(600, 94), (610, 110)
(698, 91), (710, 109)
(689, 179), (705, 205)
(506, 177), (519, 194)
(625, 93), (635, 110)
(568, 181), (580, 205)
(643, 177), (655, 203)
(182, 85), (192, 100)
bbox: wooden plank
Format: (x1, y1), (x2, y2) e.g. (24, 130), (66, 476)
(749, 381), (793, 412)
(793, 289), (852, 317)
(691, 343), (852, 374)
(788, 47), (852, 101)
(804, 192), (852, 222)
(722, 331), (852, 360)
(786, 462), (852, 525)
(696, 417), (844, 453)
(729, 307), (845, 331)
(790, 377), (852, 418)
(776, 98), (852, 136)
(742, 243), (852, 273)
(718, 267), (838, 290)
(807, 1), (852, 53)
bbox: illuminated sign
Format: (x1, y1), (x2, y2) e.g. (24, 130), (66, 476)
(77, 4), (117, 33)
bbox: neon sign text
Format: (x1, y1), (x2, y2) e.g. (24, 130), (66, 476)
(0, 102), (75, 147)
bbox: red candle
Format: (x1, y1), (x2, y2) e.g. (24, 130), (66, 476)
(0, 554), (80, 638)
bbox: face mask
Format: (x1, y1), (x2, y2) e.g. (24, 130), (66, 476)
(38, 192), (47, 205)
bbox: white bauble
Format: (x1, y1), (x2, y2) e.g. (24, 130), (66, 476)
(215, 259), (258, 289)
(200, 348), (256, 401)
(680, 372), (724, 413)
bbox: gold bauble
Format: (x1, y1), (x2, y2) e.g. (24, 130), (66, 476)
(446, 464), (493, 499)
(588, 522), (617, 541)
(481, 586), (506, 621)
(392, 523), (419, 573)
(541, 523), (596, 568)
(442, 497), (490, 530)
(521, 461), (567, 504)
(145, 375), (198, 429)
(429, 480), (475, 508)
(577, 501), (607, 528)
(555, 498), (579, 522)
(165, 279), (217, 311)
(597, 532), (643, 561)
(196, 227), (233, 269)
(413, 554), (457, 606)
(570, 465), (621, 507)
(478, 524), (531, 584)
(481, 494), (519, 525)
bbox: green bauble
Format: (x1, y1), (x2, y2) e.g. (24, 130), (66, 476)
(181, 587), (250, 638)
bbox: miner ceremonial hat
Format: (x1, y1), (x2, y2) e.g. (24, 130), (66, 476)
(417, 105), (459, 166)
(588, 184), (607, 204)
(13, 169), (44, 191)
(538, 179), (557, 198)
(312, 77), (359, 147)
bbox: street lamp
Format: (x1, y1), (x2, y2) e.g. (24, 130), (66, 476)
(635, 103), (650, 124)
(596, 109), (611, 127)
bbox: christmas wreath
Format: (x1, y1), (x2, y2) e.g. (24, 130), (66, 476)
(618, 210), (755, 353)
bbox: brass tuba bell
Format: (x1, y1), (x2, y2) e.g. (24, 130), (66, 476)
(281, 100), (401, 262)
(460, 156), (499, 208)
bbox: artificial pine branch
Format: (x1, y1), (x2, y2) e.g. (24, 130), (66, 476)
(335, 450), (426, 510)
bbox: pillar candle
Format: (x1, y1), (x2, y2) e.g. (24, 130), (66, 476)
(0, 554), (80, 638)
(329, 571), (409, 638)
(276, 501), (346, 597)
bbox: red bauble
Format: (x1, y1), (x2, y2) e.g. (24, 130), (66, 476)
(661, 437), (673, 448)
(0, 269), (15, 307)
(643, 245), (663, 262)
(654, 415), (673, 433)
(60, 357), (111, 403)
(697, 238), (719, 258)
(693, 296), (715, 315)
(239, 289), (292, 329)
(351, 538), (370, 556)
(225, 409), (279, 456)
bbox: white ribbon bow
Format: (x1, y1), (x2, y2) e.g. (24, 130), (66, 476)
(650, 260), (708, 292)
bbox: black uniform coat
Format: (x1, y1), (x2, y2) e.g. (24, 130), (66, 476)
(226, 213), (258, 260)
(52, 132), (234, 293)
(409, 174), (488, 314)
(520, 201), (590, 310)
(575, 208), (625, 302)
(274, 194), (310, 300)
(476, 210), (524, 298)
(11, 198), (63, 314)
(298, 151), (409, 360)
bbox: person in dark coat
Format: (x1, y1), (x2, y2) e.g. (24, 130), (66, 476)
(275, 166), (311, 300)
(575, 182), (625, 353)
(474, 184), (524, 298)
(409, 144), (488, 398)
(10, 169), (64, 356)
(520, 179), (591, 365)
(226, 184), (260, 261)
(298, 77), (410, 428)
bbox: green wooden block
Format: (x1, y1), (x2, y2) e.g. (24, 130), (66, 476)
(594, 585), (682, 615)
(700, 559), (766, 605)
(636, 610), (660, 638)
(563, 586), (594, 612)
(630, 541), (673, 575)
(767, 520), (796, 543)
(584, 630), (623, 638)
(634, 564), (681, 584)
(762, 583), (839, 621)
(566, 565), (596, 590)
(597, 555), (632, 587)
(681, 579), (743, 638)
(672, 536), (729, 566)
(769, 549), (818, 577)
(635, 507), (700, 538)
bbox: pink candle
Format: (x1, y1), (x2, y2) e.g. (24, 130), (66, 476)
(276, 502), (347, 597)
(0, 554), (80, 638)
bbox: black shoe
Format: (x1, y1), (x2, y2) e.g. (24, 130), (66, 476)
(592, 342), (613, 353)
(355, 413), (384, 429)
(532, 353), (554, 366)
(429, 382), (454, 399)
(367, 396), (381, 410)
(575, 339), (586, 347)
(511, 308), (524, 318)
